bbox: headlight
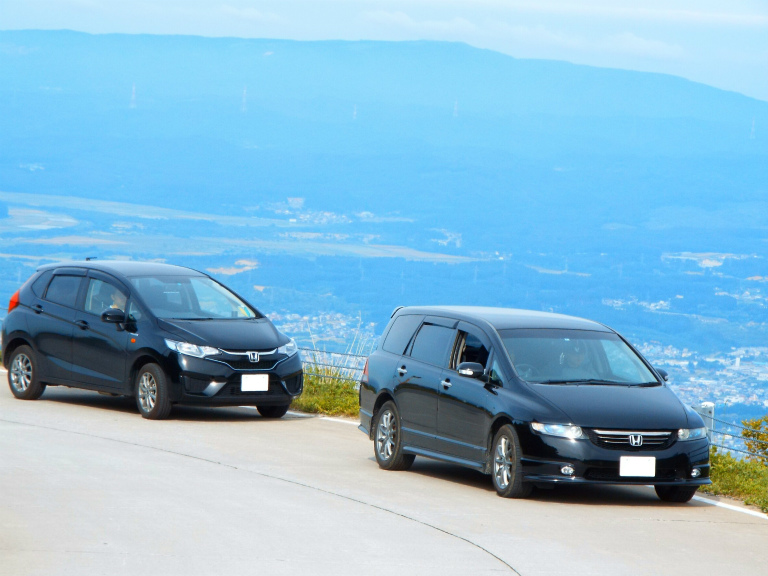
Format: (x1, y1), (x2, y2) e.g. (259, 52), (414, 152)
(164, 339), (219, 358)
(531, 422), (586, 439)
(678, 427), (707, 441)
(277, 338), (298, 357)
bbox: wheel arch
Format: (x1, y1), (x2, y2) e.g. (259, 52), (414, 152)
(2, 336), (37, 369)
(128, 351), (174, 392)
(369, 390), (396, 440)
(486, 415), (530, 473)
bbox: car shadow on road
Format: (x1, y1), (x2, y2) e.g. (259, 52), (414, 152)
(404, 457), (710, 508)
(38, 388), (309, 422)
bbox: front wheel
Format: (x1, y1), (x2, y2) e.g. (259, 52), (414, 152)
(135, 363), (172, 420)
(655, 485), (698, 503)
(374, 401), (415, 471)
(491, 424), (532, 498)
(8, 345), (46, 400)
(257, 404), (290, 418)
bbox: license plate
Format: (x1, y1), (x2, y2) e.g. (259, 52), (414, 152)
(241, 374), (269, 392)
(620, 456), (656, 477)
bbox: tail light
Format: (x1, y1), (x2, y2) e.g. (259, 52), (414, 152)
(8, 290), (20, 313)
(361, 358), (369, 385)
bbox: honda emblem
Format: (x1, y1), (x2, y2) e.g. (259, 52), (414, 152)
(629, 434), (643, 447)
(248, 352), (259, 363)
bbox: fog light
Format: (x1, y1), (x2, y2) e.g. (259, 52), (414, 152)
(560, 465), (575, 476)
(691, 468), (701, 478)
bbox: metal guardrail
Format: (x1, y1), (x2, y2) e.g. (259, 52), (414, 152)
(299, 347), (366, 385)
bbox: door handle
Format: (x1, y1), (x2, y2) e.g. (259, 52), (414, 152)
(397, 366), (407, 376)
(441, 379), (452, 389)
(32, 304), (44, 314)
(75, 320), (89, 330)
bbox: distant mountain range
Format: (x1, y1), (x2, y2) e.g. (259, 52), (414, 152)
(0, 30), (767, 404)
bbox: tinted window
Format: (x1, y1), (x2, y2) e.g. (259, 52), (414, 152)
(455, 331), (490, 369)
(409, 324), (456, 367)
(382, 314), (422, 354)
(84, 279), (128, 315)
(31, 270), (53, 297)
(130, 275), (259, 319)
(44, 275), (82, 308)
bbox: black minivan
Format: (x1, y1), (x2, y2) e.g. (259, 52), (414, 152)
(359, 306), (710, 501)
(2, 261), (303, 419)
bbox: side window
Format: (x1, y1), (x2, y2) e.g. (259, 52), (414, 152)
(44, 275), (82, 308)
(31, 270), (53, 297)
(84, 279), (127, 315)
(382, 314), (422, 355)
(489, 358), (505, 386)
(454, 331), (490, 369)
(127, 301), (143, 322)
(409, 324), (456, 367)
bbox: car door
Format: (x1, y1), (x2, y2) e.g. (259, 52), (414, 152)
(437, 322), (496, 464)
(394, 316), (457, 450)
(25, 268), (85, 383)
(70, 273), (131, 389)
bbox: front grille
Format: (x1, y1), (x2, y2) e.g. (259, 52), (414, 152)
(217, 359), (277, 371)
(584, 468), (677, 482)
(586, 429), (676, 451)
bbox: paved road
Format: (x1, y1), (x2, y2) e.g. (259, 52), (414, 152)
(1, 378), (767, 576)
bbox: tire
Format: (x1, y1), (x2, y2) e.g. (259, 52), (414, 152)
(374, 401), (415, 471)
(7, 345), (46, 400)
(491, 424), (532, 498)
(655, 485), (698, 503)
(135, 363), (172, 420)
(257, 404), (290, 418)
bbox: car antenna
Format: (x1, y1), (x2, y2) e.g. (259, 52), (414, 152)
(85, 256), (97, 261)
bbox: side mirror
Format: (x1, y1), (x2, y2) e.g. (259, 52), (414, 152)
(656, 368), (669, 382)
(101, 309), (126, 324)
(457, 362), (488, 382)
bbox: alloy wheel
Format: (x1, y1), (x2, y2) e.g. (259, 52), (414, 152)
(10, 353), (33, 392)
(376, 410), (396, 461)
(494, 435), (513, 489)
(138, 372), (157, 412)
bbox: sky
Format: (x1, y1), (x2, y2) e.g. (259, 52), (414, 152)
(2, 0), (768, 101)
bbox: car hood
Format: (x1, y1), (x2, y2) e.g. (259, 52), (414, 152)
(158, 318), (288, 351)
(531, 383), (690, 429)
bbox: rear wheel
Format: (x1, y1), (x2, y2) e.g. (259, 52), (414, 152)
(135, 363), (172, 420)
(257, 404), (290, 418)
(8, 345), (46, 400)
(491, 424), (532, 498)
(655, 485), (698, 503)
(374, 401), (415, 471)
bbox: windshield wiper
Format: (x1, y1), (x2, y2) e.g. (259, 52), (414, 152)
(537, 379), (633, 386)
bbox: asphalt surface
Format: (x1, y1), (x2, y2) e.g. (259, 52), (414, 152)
(1, 375), (767, 576)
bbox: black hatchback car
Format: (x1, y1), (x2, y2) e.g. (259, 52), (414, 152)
(359, 306), (710, 502)
(2, 261), (303, 419)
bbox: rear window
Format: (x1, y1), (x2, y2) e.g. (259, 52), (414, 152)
(382, 314), (422, 354)
(44, 275), (82, 308)
(30, 270), (53, 297)
(409, 324), (456, 367)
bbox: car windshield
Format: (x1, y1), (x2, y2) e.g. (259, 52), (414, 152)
(499, 328), (658, 386)
(129, 275), (260, 320)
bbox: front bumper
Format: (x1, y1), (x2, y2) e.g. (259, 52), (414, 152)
(520, 433), (711, 487)
(171, 351), (303, 407)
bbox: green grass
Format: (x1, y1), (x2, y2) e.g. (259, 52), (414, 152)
(701, 449), (768, 513)
(292, 372), (359, 417)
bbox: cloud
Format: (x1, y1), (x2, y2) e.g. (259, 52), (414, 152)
(362, 10), (478, 36)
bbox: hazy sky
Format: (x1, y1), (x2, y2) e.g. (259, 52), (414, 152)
(3, 0), (768, 101)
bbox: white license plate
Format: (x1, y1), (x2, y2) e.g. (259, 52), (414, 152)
(241, 374), (269, 392)
(620, 456), (656, 477)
